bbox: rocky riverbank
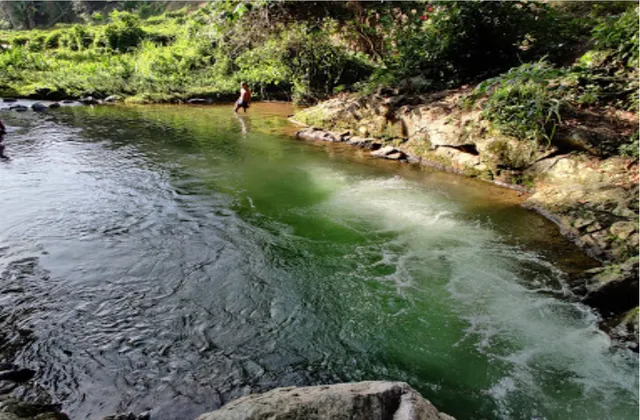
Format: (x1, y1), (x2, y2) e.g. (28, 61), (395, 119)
(292, 89), (639, 349)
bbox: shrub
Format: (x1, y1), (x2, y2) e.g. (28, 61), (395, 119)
(592, 6), (639, 68)
(382, 1), (576, 90)
(11, 36), (29, 47)
(26, 34), (45, 52)
(44, 31), (62, 49)
(68, 25), (93, 50)
(282, 28), (373, 102)
(619, 131), (639, 160)
(472, 61), (566, 143)
(91, 12), (105, 24)
(95, 11), (145, 52)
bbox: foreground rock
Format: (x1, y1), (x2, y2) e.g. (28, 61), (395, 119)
(197, 381), (453, 420)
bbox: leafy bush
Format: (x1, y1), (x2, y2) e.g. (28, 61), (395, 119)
(95, 11), (145, 52)
(472, 61), (566, 143)
(11, 35), (29, 47)
(282, 28), (372, 102)
(234, 25), (372, 103)
(91, 12), (105, 24)
(619, 131), (639, 160)
(44, 31), (62, 49)
(381, 1), (576, 89)
(26, 34), (45, 52)
(592, 6), (639, 68)
(61, 25), (93, 51)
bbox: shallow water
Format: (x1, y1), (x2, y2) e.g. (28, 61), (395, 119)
(0, 103), (637, 420)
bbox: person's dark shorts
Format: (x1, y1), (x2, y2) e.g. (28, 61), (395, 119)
(236, 100), (249, 109)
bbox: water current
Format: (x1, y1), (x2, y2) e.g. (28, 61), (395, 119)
(0, 103), (637, 419)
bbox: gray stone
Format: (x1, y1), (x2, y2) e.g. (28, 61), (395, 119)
(80, 96), (99, 105)
(610, 221), (637, 240)
(387, 152), (406, 160)
(196, 381), (454, 420)
(2, 98), (17, 103)
(31, 103), (48, 112)
(583, 257), (639, 316)
(572, 217), (595, 230)
(295, 128), (339, 143)
(371, 146), (407, 161)
(104, 95), (122, 103)
(585, 222), (603, 233)
(371, 145), (396, 157)
(187, 98), (208, 104)
(407, 155), (421, 164)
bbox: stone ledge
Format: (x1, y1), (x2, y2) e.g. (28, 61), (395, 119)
(197, 381), (454, 420)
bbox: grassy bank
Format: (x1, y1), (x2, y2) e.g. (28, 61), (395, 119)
(0, 1), (637, 150)
(0, 3), (375, 103)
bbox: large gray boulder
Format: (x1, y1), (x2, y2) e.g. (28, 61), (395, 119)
(196, 381), (454, 420)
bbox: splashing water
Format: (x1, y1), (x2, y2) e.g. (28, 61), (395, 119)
(0, 104), (636, 420)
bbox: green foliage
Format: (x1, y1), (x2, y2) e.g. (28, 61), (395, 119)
(26, 34), (45, 52)
(11, 35), (29, 47)
(0, 0), (636, 121)
(95, 11), (145, 52)
(619, 131), (639, 160)
(472, 61), (566, 143)
(91, 12), (105, 24)
(381, 1), (577, 90)
(44, 30), (61, 49)
(592, 6), (639, 69)
(281, 28), (372, 102)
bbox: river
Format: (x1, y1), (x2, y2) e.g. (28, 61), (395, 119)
(0, 103), (637, 420)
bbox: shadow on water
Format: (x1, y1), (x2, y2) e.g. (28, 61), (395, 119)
(0, 104), (636, 420)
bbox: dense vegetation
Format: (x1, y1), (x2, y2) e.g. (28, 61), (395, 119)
(0, 0), (638, 152)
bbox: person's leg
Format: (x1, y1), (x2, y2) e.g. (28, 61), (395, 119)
(234, 103), (239, 113)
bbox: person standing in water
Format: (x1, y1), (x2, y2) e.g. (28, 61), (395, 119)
(234, 82), (251, 113)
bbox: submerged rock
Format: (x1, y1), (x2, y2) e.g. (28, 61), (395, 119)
(48, 103), (61, 109)
(9, 105), (28, 112)
(31, 103), (48, 112)
(80, 96), (99, 105)
(295, 127), (339, 142)
(104, 95), (122, 104)
(371, 145), (407, 160)
(2, 98), (17, 103)
(197, 381), (454, 420)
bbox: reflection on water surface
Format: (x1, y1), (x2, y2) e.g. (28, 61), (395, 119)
(0, 104), (635, 420)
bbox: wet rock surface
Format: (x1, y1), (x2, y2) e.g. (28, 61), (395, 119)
(197, 381), (454, 420)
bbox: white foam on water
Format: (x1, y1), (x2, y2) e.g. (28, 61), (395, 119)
(301, 166), (639, 419)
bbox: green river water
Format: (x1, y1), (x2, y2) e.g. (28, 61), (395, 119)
(0, 103), (637, 419)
